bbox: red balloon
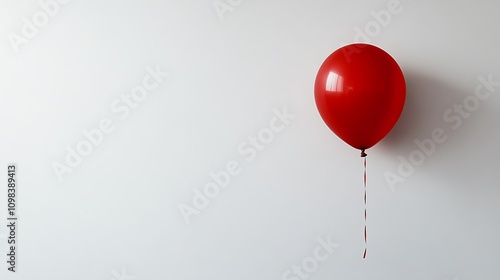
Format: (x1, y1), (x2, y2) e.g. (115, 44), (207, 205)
(314, 43), (406, 151)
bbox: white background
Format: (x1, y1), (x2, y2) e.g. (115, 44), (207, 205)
(0, 0), (499, 279)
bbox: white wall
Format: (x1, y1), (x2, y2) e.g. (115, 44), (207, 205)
(0, 0), (499, 279)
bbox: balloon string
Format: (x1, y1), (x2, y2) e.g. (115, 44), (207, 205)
(361, 149), (367, 259)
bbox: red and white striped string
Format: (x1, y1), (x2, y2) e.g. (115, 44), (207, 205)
(361, 149), (367, 259)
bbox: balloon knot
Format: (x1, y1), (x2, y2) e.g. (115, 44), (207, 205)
(360, 149), (367, 157)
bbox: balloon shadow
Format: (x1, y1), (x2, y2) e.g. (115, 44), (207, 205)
(379, 68), (467, 153)
(377, 67), (500, 196)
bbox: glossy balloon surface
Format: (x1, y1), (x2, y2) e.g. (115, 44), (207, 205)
(314, 43), (406, 150)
